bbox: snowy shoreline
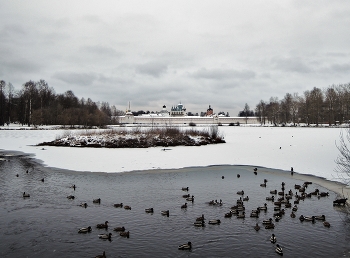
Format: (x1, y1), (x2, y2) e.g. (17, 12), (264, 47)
(0, 125), (349, 199)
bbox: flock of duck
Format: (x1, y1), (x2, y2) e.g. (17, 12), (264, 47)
(18, 165), (342, 257)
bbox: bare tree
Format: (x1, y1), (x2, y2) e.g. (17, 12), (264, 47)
(243, 103), (250, 124)
(0, 80), (5, 126)
(335, 128), (350, 186)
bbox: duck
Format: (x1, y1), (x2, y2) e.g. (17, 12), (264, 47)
(323, 221), (331, 228)
(67, 195), (75, 200)
(196, 214), (205, 221)
(178, 242), (192, 250)
(114, 203), (123, 208)
(78, 226), (92, 233)
(270, 190), (277, 194)
(290, 211), (296, 218)
(71, 184), (76, 190)
(237, 190), (244, 195)
(93, 198), (101, 204)
(208, 219), (221, 225)
(194, 221), (205, 227)
(181, 203), (187, 209)
(254, 223), (260, 231)
(266, 196), (274, 201)
(292, 205), (298, 212)
(230, 209), (239, 215)
(113, 226), (125, 232)
(314, 215), (326, 221)
(214, 199), (223, 206)
(260, 183), (267, 187)
(16, 174), (19, 177)
(270, 234), (277, 243)
(243, 196), (249, 201)
(224, 211), (233, 218)
(319, 192), (329, 197)
(79, 203), (88, 208)
(23, 192), (30, 198)
(186, 195), (194, 202)
(250, 212), (259, 218)
(119, 231), (130, 238)
(259, 203), (268, 211)
(145, 208), (154, 213)
(265, 223), (275, 229)
(182, 187), (189, 191)
(182, 194), (190, 198)
(237, 174), (240, 178)
(275, 244), (283, 255)
(41, 178), (44, 182)
(96, 221), (108, 229)
(236, 212), (245, 219)
(161, 210), (170, 217)
(299, 215), (315, 222)
(95, 251), (106, 258)
(124, 205), (131, 210)
(98, 233), (112, 240)
(262, 218), (273, 224)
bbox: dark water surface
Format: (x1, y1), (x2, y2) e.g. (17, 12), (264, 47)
(0, 151), (349, 258)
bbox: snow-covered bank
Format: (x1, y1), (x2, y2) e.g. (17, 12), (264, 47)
(0, 126), (347, 185)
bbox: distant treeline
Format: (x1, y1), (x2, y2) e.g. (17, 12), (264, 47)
(0, 80), (124, 127)
(254, 83), (350, 126)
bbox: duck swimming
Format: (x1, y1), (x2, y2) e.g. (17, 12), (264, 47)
(98, 233), (112, 240)
(124, 205), (131, 210)
(178, 242), (192, 250)
(208, 219), (221, 225)
(96, 221), (108, 229)
(254, 223), (260, 231)
(263, 218), (273, 224)
(181, 203), (187, 209)
(23, 192), (30, 198)
(113, 226), (125, 232)
(145, 208), (154, 213)
(78, 226), (92, 233)
(314, 215), (326, 221)
(196, 214), (205, 221)
(119, 231), (130, 238)
(79, 203), (88, 208)
(275, 244), (283, 255)
(114, 203), (123, 208)
(93, 198), (101, 204)
(186, 195), (194, 202)
(237, 190), (244, 195)
(161, 210), (170, 217)
(323, 221), (331, 228)
(194, 221), (205, 227)
(270, 234), (277, 243)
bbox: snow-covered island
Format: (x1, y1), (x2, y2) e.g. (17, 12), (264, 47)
(37, 126), (226, 148)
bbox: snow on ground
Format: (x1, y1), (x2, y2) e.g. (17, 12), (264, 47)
(0, 125), (347, 184)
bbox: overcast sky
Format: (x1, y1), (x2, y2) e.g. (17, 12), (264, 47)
(1, 1), (350, 115)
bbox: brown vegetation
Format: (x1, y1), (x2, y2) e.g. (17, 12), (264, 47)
(38, 126), (225, 148)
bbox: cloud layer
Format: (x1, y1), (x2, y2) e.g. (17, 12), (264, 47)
(1, 0), (350, 115)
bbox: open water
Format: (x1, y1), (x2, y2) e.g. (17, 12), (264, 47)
(0, 151), (349, 258)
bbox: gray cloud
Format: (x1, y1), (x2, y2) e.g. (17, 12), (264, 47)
(135, 62), (168, 77)
(52, 72), (97, 86)
(1, 1), (350, 115)
(271, 57), (313, 74)
(191, 68), (256, 80)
